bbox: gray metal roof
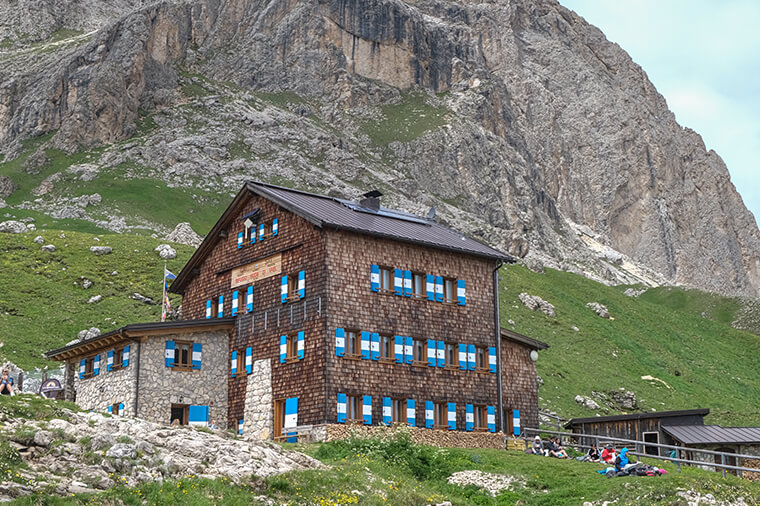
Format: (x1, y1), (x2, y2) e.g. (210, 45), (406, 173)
(249, 182), (511, 261)
(662, 425), (760, 445)
(566, 409), (710, 427)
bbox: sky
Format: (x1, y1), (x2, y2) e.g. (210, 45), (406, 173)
(559, 0), (760, 227)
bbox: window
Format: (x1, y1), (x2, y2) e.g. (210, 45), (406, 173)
(112, 347), (124, 369)
(237, 349), (245, 373)
(380, 334), (393, 361)
(347, 395), (362, 422)
(84, 357), (94, 378)
(476, 346), (487, 371)
(413, 338), (426, 364)
(287, 274), (298, 300)
(643, 432), (660, 456)
(346, 330), (360, 357)
(391, 399), (406, 423)
(174, 341), (192, 368)
(446, 343), (457, 367)
(286, 334), (298, 361)
(444, 278), (456, 303)
(412, 273), (425, 298)
(112, 403), (121, 416)
(473, 405), (487, 430)
(433, 402), (447, 428)
(379, 267), (392, 292)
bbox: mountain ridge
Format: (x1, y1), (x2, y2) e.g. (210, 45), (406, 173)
(1, 0), (759, 297)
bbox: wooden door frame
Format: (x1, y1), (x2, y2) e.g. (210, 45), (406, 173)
(273, 398), (285, 440)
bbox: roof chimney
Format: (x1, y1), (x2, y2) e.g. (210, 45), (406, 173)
(359, 190), (382, 211)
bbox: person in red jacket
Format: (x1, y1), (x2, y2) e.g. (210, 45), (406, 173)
(601, 445), (617, 464)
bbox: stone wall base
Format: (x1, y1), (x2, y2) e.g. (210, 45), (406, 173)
(295, 423), (521, 450)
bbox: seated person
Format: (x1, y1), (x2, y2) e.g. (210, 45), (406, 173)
(576, 443), (600, 462)
(548, 437), (569, 458)
(530, 435), (544, 455)
(601, 444), (617, 464)
(0, 370), (14, 396)
(614, 447), (631, 472)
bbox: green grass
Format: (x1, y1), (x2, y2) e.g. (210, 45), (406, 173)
(0, 230), (193, 370)
(500, 265), (760, 426)
(11, 434), (760, 505)
(361, 93), (451, 146)
(638, 286), (742, 326)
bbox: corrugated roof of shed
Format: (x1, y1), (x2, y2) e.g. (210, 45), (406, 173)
(662, 425), (760, 445)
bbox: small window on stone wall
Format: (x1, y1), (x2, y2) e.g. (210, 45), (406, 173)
(174, 341), (193, 369)
(113, 347), (124, 369)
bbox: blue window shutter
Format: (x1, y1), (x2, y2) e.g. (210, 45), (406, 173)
(362, 395), (372, 425)
(238, 419), (244, 435)
(79, 359), (85, 379)
(457, 279), (466, 305)
(272, 218), (279, 236)
(237, 232), (243, 249)
(284, 397), (298, 442)
(466, 404), (474, 431)
(370, 332), (380, 361)
(107, 405), (112, 414)
(107, 349), (114, 372)
(335, 328), (345, 357)
(230, 351), (237, 377)
(435, 276), (444, 302)
(205, 300), (212, 319)
(281, 275), (288, 303)
(406, 399), (416, 426)
(118, 402), (124, 416)
(436, 341), (445, 368)
(488, 406), (496, 432)
(297, 331), (305, 360)
(165, 341), (175, 367)
(123, 345), (130, 367)
(188, 405), (209, 426)
(458, 343), (467, 370)
(467, 344), (476, 371)
(337, 393), (347, 423)
(488, 347), (497, 373)
(513, 410), (521, 436)
(370, 264), (380, 292)
(192, 343), (202, 370)
(360, 331), (370, 360)
(425, 401), (434, 428)
(280, 335), (287, 363)
(404, 337), (413, 364)
(394, 269), (403, 296)
(382, 397), (392, 425)
(93, 355), (100, 376)
(448, 402), (457, 430)
(394, 335), (403, 363)
(217, 295), (224, 318)
(403, 270), (412, 297)
(258, 223), (265, 241)
(426, 274), (435, 300)
(298, 270), (305, 299)
(250, 225), (256, 244)
(426, 339), (436, 367)
(245, 347), (253, 374)
(232, 291), (239, 316)
(246, 285), (253, 312)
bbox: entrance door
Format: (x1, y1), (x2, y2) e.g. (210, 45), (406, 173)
(170, 404), (188, 425)
(643, 432), (660, 456)
(273, 399), (285, 440)
(714, 447), (737, 475)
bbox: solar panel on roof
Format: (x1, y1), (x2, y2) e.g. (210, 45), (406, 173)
(337, 199), (430, 225)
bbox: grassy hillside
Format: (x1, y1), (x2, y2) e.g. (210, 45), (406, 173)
(500, 265), (760, 426)
(0, 230), (192, 370)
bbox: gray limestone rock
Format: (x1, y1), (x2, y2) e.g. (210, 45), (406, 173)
(33, 430), (54, 447)
(624, 288), (647, 298)
(0, 198), (6, 208)
(105, 443), (136, 459)
(0, 175), (16, 198)
(610, 389), (637, 410)
(90, 246), (112, 255)
(154, 244), (176, 259)
(81, 278), (93, 289)
(33, 235), (44, 244)
(586, 302), (610, 319)
(575, 395), (600, 410)
(165, 222), (202, 247)
(90, 433), (115, 451)
(131, 293), (154, 304)
(518, 293), (556, 318)
(41, 244), (56, 252)
(0, 221), (28, 234)
(87, 295), (103, 304)
(77, 327), (101, 341)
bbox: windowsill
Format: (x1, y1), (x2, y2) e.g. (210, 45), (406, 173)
(111, 365), (124, 372)
(476, 368), (491, 374)
(379, 358), (395, 364)
(173, 365), (193, 371)
(285, 357), (301, 364)
(342, 355), (363, 361)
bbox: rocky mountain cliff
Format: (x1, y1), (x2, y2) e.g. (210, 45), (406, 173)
(1, 0), (759, 296)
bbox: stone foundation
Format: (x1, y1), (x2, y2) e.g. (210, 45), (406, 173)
(243, 358), (273, 439)
(294, 423), (511, 449)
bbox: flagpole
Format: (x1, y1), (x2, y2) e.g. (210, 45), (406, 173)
(162, 261), (167, 322)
